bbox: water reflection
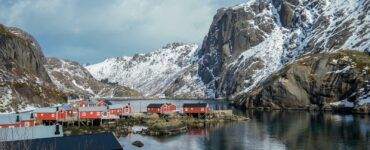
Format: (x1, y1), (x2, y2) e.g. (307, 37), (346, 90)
(119, 110), (369, 150)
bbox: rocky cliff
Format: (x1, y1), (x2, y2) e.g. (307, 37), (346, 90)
(237, 51), (369, 112)
(45, 58), (141, 98)
(197, 0), (369, 98)
(0, 24), (65, 112)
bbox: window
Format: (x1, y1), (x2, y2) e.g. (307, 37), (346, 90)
(201, 108), (204, 111)
(185, 108), (188, 111)
(51, 114), (55, 117)
(190, 108), (193, 110)
(90, 112), (93, 115)
(82, 112), (86, 116)
(40, 114), (44, 116)
(25, 122), (30, 127)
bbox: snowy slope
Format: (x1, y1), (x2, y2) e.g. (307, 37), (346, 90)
(45, 58), (141, 98)
(87, 43), (207, 98)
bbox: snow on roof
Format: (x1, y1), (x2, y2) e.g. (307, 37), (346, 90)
(0, 125), (63, 141)
(79, 106), (106, 112)
(33, 107), (57, 113)
(0, 112), (34, 124)
(109, 104), (123, 109)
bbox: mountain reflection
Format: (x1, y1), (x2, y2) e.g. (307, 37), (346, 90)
(120, 111), (369, 150)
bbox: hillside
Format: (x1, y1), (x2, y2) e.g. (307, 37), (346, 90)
(45, 58), (141, 98)
(0, 24), (65, 113)
(87, 43), (207, 98)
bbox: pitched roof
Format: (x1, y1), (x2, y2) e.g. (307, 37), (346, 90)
(147, 103), (164, 108)
(0, 112), (34, 124)
(0, 125), (63, 141)
(34, 107), (57, 113)
(0, 132), (123, 150)
(79, 106), (107, 112)
(183, 103), (208, 108)
(109, 104), (123, 109)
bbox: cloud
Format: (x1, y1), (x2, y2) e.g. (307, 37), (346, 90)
(0, 0), (245, 63)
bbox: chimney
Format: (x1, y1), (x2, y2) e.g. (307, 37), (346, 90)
(55, 124), (60, 135)
(30, 113), (34, 119)
(16, 115), (20, 122)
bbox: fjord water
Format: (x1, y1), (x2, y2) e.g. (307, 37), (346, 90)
(118, 106), (370, 150)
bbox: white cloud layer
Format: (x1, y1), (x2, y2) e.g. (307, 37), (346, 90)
(0, 0), (244, 63)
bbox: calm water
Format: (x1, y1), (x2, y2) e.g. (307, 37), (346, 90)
(119, 110), (370, 150)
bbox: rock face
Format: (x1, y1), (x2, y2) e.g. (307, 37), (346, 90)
(0, 24), (65, 112)
(197, 0), (370, 98)
(87, 43), (207, 98)
(86, 0), (369, 103)
(238, 51), (369, 112)
(45, 58), (141, 98)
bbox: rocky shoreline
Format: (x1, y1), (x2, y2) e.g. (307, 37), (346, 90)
(63, 111), (248, 137)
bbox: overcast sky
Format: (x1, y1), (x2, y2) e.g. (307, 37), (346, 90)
(0, 0), (245, 63)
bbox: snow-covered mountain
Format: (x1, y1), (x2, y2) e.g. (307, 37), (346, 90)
(45, 58), (141, 98)
(87, 0), (369, 101)
(87, 43), (207, 98)
(197, 0), (369, 98)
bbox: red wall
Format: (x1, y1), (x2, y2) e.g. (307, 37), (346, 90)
(79, 111), (102, 119)
(147, 104), (176, 114)
(35, 111), (67, 121)
(109, 108), (122, 116)
(122, 107), (132, 115)
(36, 113), (57, 120)
(183, 107), (210, 114)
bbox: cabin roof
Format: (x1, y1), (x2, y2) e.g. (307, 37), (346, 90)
(34, 107), (57, 113)
(0, 112), (33, 124)
(0, 125), (63, 141)
(79, 106), (106, 112)
(109, 104), (123, 109)
(147, 103), (164, 108)
(183, 103), (208, 108)
(0, 132), (123, 150)
(61, 104), (73, 110)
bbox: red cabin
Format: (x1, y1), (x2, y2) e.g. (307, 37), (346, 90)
(147, 103), (176, 114)
(108, 105), (123, 119)
(183, 103), (210, 116)
(122, 105), (133, 116)
(34, 107), (67, 121)
(79, 106), (106, 119)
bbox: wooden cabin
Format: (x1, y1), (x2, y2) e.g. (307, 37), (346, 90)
(34, 107), (67, 121)
(108, 105), (123, 119)
(147, 103), (176, 114)
(79, 106), (106, 119)
(122, 104), (133, 116)
(183, 103), (210, 116)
